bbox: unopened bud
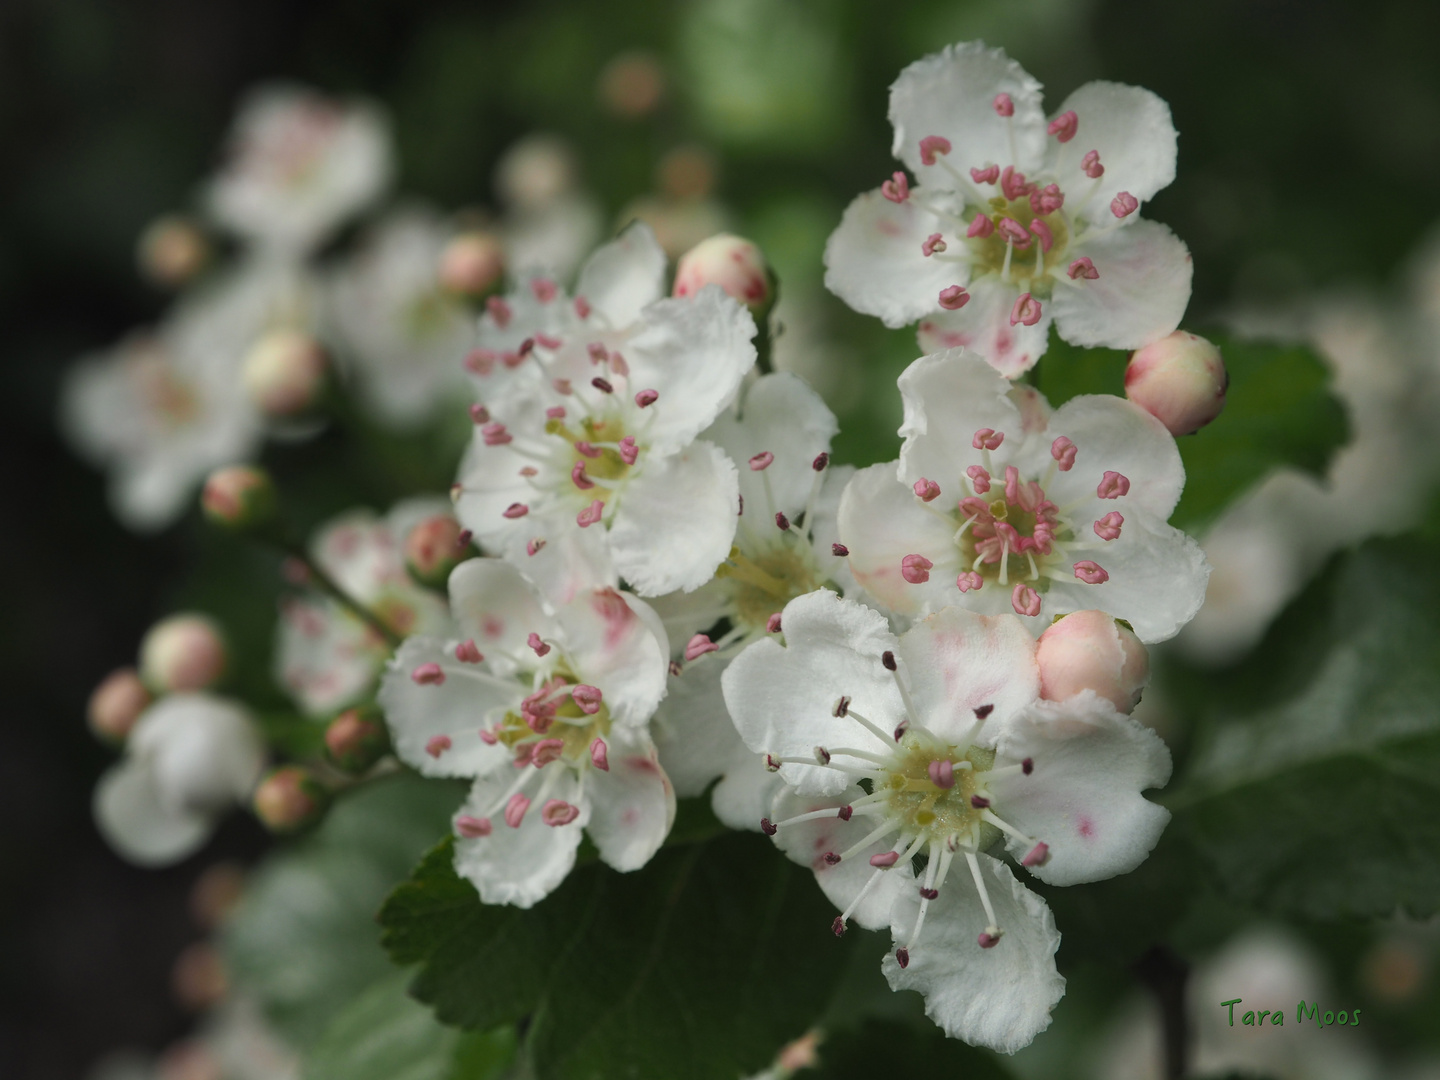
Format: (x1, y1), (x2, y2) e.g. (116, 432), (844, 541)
(137, 214), (209, 288)
(252, 765), (329, 832)
(241, 329), (328, 419)
(200, 465), (276, 530)
(171, 941), (227, 1012)
(598, 50), (667, 119)
(1124, 331), (1228, 436)
(1036, 610), (1149, 713)
(324, 705), (390, 774)
(403, 513), (472, 589)
(87, 666), (152, 742)
(439, 230), (505, 298)
(140, 614), (227, 693)
(672, 234), (775, 317)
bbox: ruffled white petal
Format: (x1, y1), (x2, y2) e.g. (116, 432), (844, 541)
(377, 637), (518, 778)
(574, 220), (667, 329)
(1056, 219), (1192, 350)
(610, 440), (739, 596)
(889, 41), (1047, 176)
(1042, 393), (1186, 520)
(720, 590), (901, 798)
(896, 349), (1021, 488)
(771, 785), (913, 931)
(899, 608), (1040, 744)
(1051, 81), (1177, 212)
(836, 463), (960, 617)
(557, 588), (669, 728)
(452, 422), (540, 551)
(446, 558), (559, 674)
(882, 855), (1063, 1053)
(914, 278), (1052, 379)
(990, 691), (1172, 887)
(452, 767), (588, 908)
(823, 188), (963, 328)
(710, 755), (784, 833)
(621, 287), (757, 456)
(94, 759), (213, 867)
(584, 731), (675, 873)
(274, 597), (380, 715)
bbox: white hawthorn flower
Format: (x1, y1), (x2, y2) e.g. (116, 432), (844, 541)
(839, 349), (1208, 643)
(205, 83), (392, 257)
(494, 133), (603, 280)
(721, 590), (1172, 1052)
(824, 41), (1191, 377)
(94, 694), (266, 867)
(378, 558), (674, 907)
(276, 499), (451, 716)
(60, 259), (309, 531)
(454, 250), (756, 598)
(326, 206), (475, 428)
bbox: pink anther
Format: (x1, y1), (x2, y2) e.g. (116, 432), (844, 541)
(1000, 166), (1031, 200)
(465, 349), (496, 375)
(749, 451), (775, 471)
(966, 464), (992, 493)
(526, 538), (547, 556)
(469, 403), (490, 424)
(957, 571), (983, 593)
(880, 171), (910, 203)
(972, 428), (1004, 451)
(591, 376), (614, 394)
(553, 378), (572, 395)
(996, 217), (1031, 246)
(1073, 560), (1110, 585)
(574, 441), (601, 459)
(486, 296), (512, 327)
(588, 342), (609, 364)
(535, 333), (562, 350)
(921, 232), (947, 257)
(1093, 511), (1123, 540)
(455, 639), (484, 664)
(896, 947), (911, 968)
(1012, 583), (1042, 617)
(524, 632), (550, 658)
(531, 738), (565, 767)
(576, 500), (605, 527)
(618, 436), (639, 465)
(993, 93), (1014, 117)
(919, 135), (952, 165)
(978, 931), (1002, 949)
(1096, 471), (1130, 499)
(869, 850), (901, 868)
(1067, 256), (1099, 280)
(1081, 149), (1104, 179)
(970, 164), (1000, 185)
(927, 759), (955, 789)
(589, 737), (609, 771)
(541, 799), (580, 826)
(504, 793), (530, 828)
(685, 633), (719, 661)
(913, 477), (941, 501)
(574, 295), (592, 318)
(938, 285), (970, 310)
(1010, 293), (1042, 327)
(832, 543), (849, 557)
(482, 422), (512, 446)
(412, 663), (445, 685)
(766, 612), (783, 634)
(775, 511), (791, 531)
(609, 352), (630, 377)
(545, 406), (566, 420)
(503, 502), (529, 519)
(478, 727), (499, 745)
(967, 213), (995, 239)
(456, 815), (492, 838)
(1028, 218), (1054, 252)
(571, 461), (594, 490)
(813, 452), (829, 471)
(571, 684), (603, 714)
(426, 735), (452, 758)
(1047, 110), (1078, 143)
(1050, 436), (1077, 471)
(901, 554), (933, 584)
(1022, 841), (1051, 867)
(1111, 191), (1139, 219)
(531, 278), (558, 302)
(1030, 182), (1065, 215)
(635, 388), (659, 408)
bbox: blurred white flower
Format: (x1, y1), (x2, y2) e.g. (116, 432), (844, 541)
(495, 134), (602, 280)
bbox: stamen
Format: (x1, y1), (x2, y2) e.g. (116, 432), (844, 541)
(456, 815), (492, 838)
(1081, 149), (1104, 178)
(972, 428), (1004, 451)
(576, 500), (605, 527)
(1050, 436), (1077, 471)
(1010, 293), (1042, 327)
(1022, 841), (1051, 868)
(575, 441), (602, 458)
(996, 217), (1030, 246)
(913, 478), (941, 501)
(618, 436), (639, 465)
(775, 511), (791, 531)
(527, 632), (551, 657)
(1023, 757), (1034, 775)
(503, 502), (529, 519)
(1067, 257), (1099, 280)
(469, 404), (490, 424)
(919, 135), (952, 165)
(1011, 583), (1041, 617)
(882, 651), (897, 671)
(531, 278), (558, 302)
(1094, 511), (1123, 540)
(455, 639), (484, 663)
(685, 633), (719, 661)
(571, 461), (594, 490)
(880, 171), (910, 203)
(486, 297), (512, 327)
(574, 296), (591, 318)
(412, 663), (445, 686)
(957, 571), (983, 592)
(832, 543), (849, 557)
(526, 538), (546, 556)
(590, 738), (609, 771)
(992, 93), (1014, 117)
(571, 684), (603, 713)
(482, 422), (512, 446)
(635, 388), (659, 408)
(841, 705), (894, 745)
(870, 850), (900, 868)
(901, 554), (933, 584)
(966, 214), (995, 239)
(749, 451), (774, 471)
(969, 794), (991, 809)
(541, 799), (580, 826)
(591, 377), (614, 394)
(426, 735), (452, 758)
(927, 759), (954, 788)
(504, 792), (531, 828)
(813, 452), (829, 471)
(921, 233), (947, 257)
(970, 164), (1000, 185)
(1097, 471), (1131, 499)
(531, 738), (565, 767)
(965, 851), (1001, 931)
(1111, 191), (1139, 219)
(766, 612), (783, 634)
(938, 285), (970, 310)
(1028, 218), (1054, 252)
(1047, 110), (1078, 142)
(761, 817), (778, 835)
(1073, 560), (1110, 584)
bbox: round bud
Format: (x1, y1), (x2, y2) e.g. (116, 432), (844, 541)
(1124, 331), (1228, 436)
(200, 465), (276, 531)
(253, 765), (330, 832)
(139, 615), (227, 694)
(157, 1039), (222, 1080)
(1036, 610), (1149, 713)
(241, 329), (328, 419)
(597, 50), (666, 119)
(439, 230), (505, 298)
(657, 145), (717, 201)
(324, 705), (390, 774)
(495, 134), (577, 211)
(137, 214), (209, 288)
(171, 941), (227, 1012)
(87, 666), (152, 742)
(404, 513), (472, 589)
(673, 234), (775, 317)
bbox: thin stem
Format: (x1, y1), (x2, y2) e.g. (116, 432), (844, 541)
(283, 541), (404, 649)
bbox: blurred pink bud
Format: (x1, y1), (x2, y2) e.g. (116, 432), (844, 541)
(404, 514), (470, 588)
(87, 667), (152, 742)
(253, 766), (329, 832)
(200, 465), (275, 530)
(140, 614), (227, 693)
(1124, 331), (1228, 435)
(1036, 610), (1149, 713)
(673, 234), (774, 315)
(241, 329), (328, 418)
(439, 230), (505, 297)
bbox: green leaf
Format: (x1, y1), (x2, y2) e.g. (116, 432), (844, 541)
(381, 832), (858, 1080)
(806, 1018), (1018, 1078)
(1167, 536), (1440, 920)
(224, 773), (462, 1048)
(1034, 329), (1349, 533)
(305, 969), (515, 1080)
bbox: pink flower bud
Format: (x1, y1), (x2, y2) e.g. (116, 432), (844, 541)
(140, 614), (227, 693)
(200, 465), (276, 530)
(87, 667), (152, 742)
(1124, 331), (1228, 435)
(439, 230), (505, 297)
(674, 234), (774, 315)
(404, 514), (471, 589)
(1036, 610), (1149, 713)
(137, 214), (209, 288)
(324, 705), (389, 773)
(240, 329), (328, 418)
(253, 766), (329, 832)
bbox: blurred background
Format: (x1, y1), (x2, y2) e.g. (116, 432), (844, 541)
(6, 0), (1440, 1077)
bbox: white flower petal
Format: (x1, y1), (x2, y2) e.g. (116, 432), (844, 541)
(1043, 393), (1186, 520)
(94, 759), (213, 867)
(1056, 219), (1192, 350)
(990, 691), (1172, 886)
(889, 41), (1047, 176)
(896, 348), (1022, 488)
(882, 856), (1063, 1053)
(584, 730), (675, 873)
(899, 608), (1040, 744)
(720, 590), (901, 798)
(710, 755), (785, 833)
(645, 580), (731, 653)
(447, 558), (559, 669)
(557, 588), (669, 727)
(652, 657), (737, 798)
(452, 424), (537, 551)
(610, 439), (739, 596)
(915, 279), (1052, 379)
(132, 694), (266, 814)
(452, 767), (587, 908)
(504, 524), (618, 608)
(771, 785), (913, 931)
(823, 188), (963, 328)
(574, 220), (667, 329)
(275, 597), (381, 716)
(1052, 81), (1177, 211)
(621, 287), (757, 456)
(377, 637), (518, 778)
